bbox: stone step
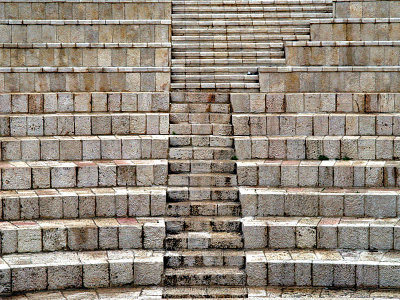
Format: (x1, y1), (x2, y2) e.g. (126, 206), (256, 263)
(168, 173), (238, 187)
(173, 27), (309, 35)
(0, 218), (165, 254)
(242, 216), (400, 251)
(172, 74), (259, 82)
(162, 286), (400, 299)
(12, 286), (400, 299)
(172, 50), (284, 57)
(172, 0), (332, 5)
(0, 135), (169, 161)
(165, 231), (243, 249)
(167, 186), (238, 202)
(173, 19), (312, 26)
(232, 113), (400, 137)
(169, 135), (233, 147)
(171, 102), (230, 113)
(0, 187), (167, 221)
(165, 216), (242, 233)
(165, 250), (245, 268)
(0, 44), (169, 68)
(170, 123), (233, 135)
(172, 58), (285, 66)
(0, 250), (163, 295)
(166, 200), (240, 216)
(0, 20), (170, 44)
(0, 112), (169, 137)
(171, 112), (231, 123)
(234, 136), (400, 161)
(230, 93), (400, 114)
(171, 92), (230, 103)
(169, 159), (235, 174)
(173, 5), (332, 13)
(240, 187), (400, 218)
(172, 34), (310, 41)
(236, 159), (400, 188)
(245, 249), (400, 288)
(172, 66), (259, 73)
(169, 147), (235, 160)
(164, 266), (246, 286)
(310, 18), (400, 42)
(0, 159), (167, 190)
(171, 82), (260, 90)
(172, 42), (284, 49)
(258, 66), (400, 94)
(0, 2), (170, 20)
(172, 12), (332, 19)
(0, 92), (170, 114)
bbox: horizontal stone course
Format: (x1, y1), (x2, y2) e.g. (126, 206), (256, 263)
(237, 159), (400, 188)
(245, 249), (400, 288)
(310, 19), (400, 41)
(0, 47), (170, 67)
(0, 218), (165, 254)
(0, 2), (171, 20)
(232, 113), (400, 137)
(0, 71), (170, 92)
(234, 136), (400, 160)
(0, 187), (167, 220)
(240, 187), (400, 218)
(243, 216), (400, 250)
(0, 159), (168, 190)
(0, 113), (169, 136)
(0, 135), (169, 161)
(0, 23), (170, 43)
(0, 249), (164, 294)
(0, 92), (170, 113)
(230, 93), (400, 113)
(333, 1), (400, 18)
(285, 44), (400, 66)
(259, 67), (400, 93)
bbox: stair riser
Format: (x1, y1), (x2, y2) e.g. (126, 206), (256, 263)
(166, 219), (241, 233)
(169, 161), (235, 174)
(166, 202), (240, 216)
(165, 236), (243, 250)
(165, 254), (245, 268)
(163, 274), (246, 286)
(167, 188), (239, 202)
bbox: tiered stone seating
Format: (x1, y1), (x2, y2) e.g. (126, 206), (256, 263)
(6, 0), (400, 298)
(0, 0), (171, 296)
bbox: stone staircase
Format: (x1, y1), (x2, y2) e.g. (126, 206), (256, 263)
(171, 0), (333, 91)
(165, 92), (244, 285)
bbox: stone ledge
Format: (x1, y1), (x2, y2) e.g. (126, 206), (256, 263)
(0, 135), (169, 161)
(0, 159), (168, 190)
(0, 67), (170, 72)
(240, 187), (400, 218)
(0, 42), (172, 48)
(310, 17), (400, 23)
(236, 159), (400, 188)
(286, 41), (400, 46)
(259, 66), (400, 72)
(234, 136), (400, 161)
(0, 19), (172, 25)
(0, 92), (170, 114)
(0, 187), (167, 220)
(0, 217), (166, 254)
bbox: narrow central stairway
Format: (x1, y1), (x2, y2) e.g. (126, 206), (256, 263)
(171, 0), (333, 91)
(166, 92), (244, 286)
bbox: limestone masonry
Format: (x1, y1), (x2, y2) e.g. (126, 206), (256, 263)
(2, 0), (400, 299)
